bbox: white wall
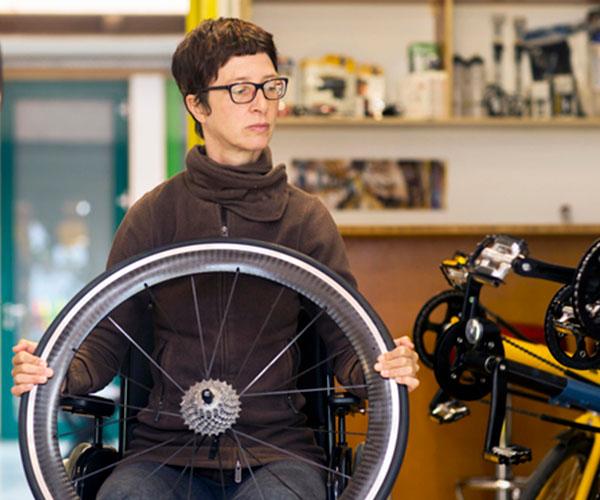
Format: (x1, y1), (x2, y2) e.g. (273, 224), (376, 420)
(254, 2), (436, 104)
(270, 124), (600, 226)
(255, 1), (600, 226)
(128, 74), (166, 205)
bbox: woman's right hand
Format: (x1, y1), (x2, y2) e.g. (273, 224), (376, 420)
(11, 339), (54, 397)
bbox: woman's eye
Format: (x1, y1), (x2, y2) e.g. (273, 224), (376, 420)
(266, 82), (282, 93)
(233, 85), (252, 95)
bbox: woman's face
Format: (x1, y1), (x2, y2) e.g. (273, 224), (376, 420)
(186, 53), (280, 165)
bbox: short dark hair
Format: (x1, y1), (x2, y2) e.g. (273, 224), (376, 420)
(171, 17), (278, 138)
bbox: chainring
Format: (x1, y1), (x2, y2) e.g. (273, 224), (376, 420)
(433, 320), (504, 401)
(545, 284), (600, 370)
(413, 290), (465, 369)
(573, 239), (600, 339)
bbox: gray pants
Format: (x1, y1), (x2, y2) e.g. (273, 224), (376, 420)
(97, 459), (327, 500)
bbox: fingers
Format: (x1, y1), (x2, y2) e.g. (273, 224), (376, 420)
(13, 349), (44, 367)
(395, 376), (421, 393)
(374, 346), (419, 371)
(394, 336), (414, 349)
(12, 339), (52, 397)
(10, 368), (54, 396)
(12, 338), (38, 355)
(11, 384), (34, 397)
(376, 362), (419, 378)
(374, 336), (420, 392)
(12, 361), (53, 378)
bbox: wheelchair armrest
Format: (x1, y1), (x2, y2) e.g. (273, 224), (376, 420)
(60, 395), (116, 419)
(330, 392), (365, 416)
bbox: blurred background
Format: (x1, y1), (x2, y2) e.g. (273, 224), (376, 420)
(1, 1), (600, 498)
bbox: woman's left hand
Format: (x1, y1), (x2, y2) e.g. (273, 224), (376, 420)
(374, 336), (420, 392)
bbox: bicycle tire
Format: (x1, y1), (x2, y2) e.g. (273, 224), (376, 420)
(520, 432), (595, 500)
(19, 239), (409, 500)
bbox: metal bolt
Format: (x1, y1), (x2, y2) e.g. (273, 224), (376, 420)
(456, 337), (464, 344)
(499, 364), (506, 371)
(487, 341), (495, 349)
(202, 389), (214, 404)
(466, 319), (484, 345)
(451, 373), (458, 380)
(522, 262), (532, 272)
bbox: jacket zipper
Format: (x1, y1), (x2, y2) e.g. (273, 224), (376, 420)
(153, 342), (167, 423)
(218, 205), (228, 378)
(286, 339), (302, 414)
(220, 205), (229, 238)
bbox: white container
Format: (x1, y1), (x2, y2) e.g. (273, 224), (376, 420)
(529, 80), (552, 119)
(401, 70), (448, 119)
(468, 57), (486, 118)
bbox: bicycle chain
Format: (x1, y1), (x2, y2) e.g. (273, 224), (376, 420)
(501, 334), (570, 377)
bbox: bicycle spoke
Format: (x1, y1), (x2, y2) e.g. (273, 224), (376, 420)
(223, 433), (302, 500)
(233, 287), (285, 386)
(166, 461), (191, 498)
(242, 385), (367, 398)
(240, 309), (325, 396)
(231, 429), (351, 480)
(108, 316), (185, 394)
(60, 393), (181, 419)
(72, 434), (181, 485)
(271, 344), (353, 392)
(216, 439), (227, 500)
(58, 412), (142, 440)
(132, 435), (196, 491)
(187, 440), (196, 500)
(190, 276), (209, 380)
(207, 269), (241, 378)
(117, 371), (154, 395)
(229, 430), (266, 500)
(245, 422), (367, 438)
(143, 284), (184, 340)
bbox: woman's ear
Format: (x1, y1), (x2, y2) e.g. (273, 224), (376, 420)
(185, 94), (209, 124)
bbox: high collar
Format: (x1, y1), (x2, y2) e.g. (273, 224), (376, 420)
(184, 146), (289, 222)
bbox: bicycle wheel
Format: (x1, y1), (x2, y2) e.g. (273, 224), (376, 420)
(20, 239), (408, 500)
(520, 432), (595, 500)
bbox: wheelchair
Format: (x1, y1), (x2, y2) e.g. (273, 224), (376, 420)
(19, 239), (409, 499)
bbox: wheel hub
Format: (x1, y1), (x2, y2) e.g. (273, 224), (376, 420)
(180, 379), (241, 435)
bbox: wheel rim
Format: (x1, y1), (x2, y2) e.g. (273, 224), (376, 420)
(20, 239), (408, 500)
(536, 454), (586, 500)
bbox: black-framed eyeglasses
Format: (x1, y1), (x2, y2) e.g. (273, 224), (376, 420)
(201, 77), (288, 104)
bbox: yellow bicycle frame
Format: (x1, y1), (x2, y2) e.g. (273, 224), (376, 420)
(503, 337), (600, 499)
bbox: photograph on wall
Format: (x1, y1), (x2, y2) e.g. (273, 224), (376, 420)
(289, 158), (446, 211)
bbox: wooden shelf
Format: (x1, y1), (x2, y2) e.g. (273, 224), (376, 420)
(456, 0), (599, 4)
(256, 0), (599, 3)
(255, 0), (600, 4)
(338, 224), (600, 237)
(254, 0), (438, 3)
(276, 116), (600, 128)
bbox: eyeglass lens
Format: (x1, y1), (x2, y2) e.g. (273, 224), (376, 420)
(230, 79), (287, 103)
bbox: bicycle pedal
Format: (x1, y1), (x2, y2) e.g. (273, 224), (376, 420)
(430, 400), (470, 424)
(485, 445), (532, 465)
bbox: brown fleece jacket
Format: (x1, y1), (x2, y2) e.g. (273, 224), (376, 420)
(65, 146), (363, 471)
